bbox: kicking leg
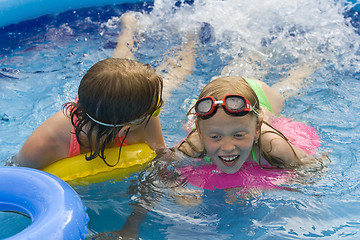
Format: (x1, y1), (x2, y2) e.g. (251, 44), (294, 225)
(113, 13), (138, 59)
(272, 62), (319, 99)
(157, 35), (196, 102)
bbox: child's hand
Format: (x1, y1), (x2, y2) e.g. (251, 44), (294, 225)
(295, 152), (330, 179)
(301, 152), (330, 166)
(177, 130), (204, 158)
(224, 187), (264, 204)
(171, 187), (203, 206)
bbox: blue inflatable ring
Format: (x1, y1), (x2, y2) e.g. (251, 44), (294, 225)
(0, 167), (89, 240)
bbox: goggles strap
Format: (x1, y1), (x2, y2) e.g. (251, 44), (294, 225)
(86, 113), (124, 128)
(250, 100), (258, 115)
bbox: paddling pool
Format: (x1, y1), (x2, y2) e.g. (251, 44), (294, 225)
(1, 0), (360, 239)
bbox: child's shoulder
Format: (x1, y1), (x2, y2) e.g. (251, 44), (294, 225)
(18, 111), (73, 168)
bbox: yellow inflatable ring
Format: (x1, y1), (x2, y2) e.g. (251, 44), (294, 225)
(42, 143), (156, 185)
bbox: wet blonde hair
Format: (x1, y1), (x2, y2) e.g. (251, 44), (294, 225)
(191, 76), (301, 169)
(196, 76), (261, 118)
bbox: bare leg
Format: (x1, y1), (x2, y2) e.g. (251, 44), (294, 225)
(221, 48), (319, 100)
(272, 62), (319, 99)
(221, 51), (269, 80)
(157, 36), (196, 102)
(113, 12), (196, 102)
(258, 62), (318, 116)
(113, 13), (138, 59)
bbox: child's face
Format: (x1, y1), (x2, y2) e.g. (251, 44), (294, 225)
(198, 108), (259, 174)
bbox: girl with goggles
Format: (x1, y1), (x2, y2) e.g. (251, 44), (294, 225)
(178, 76), (322, 174)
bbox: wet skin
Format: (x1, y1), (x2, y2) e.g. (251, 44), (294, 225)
(197, 108), (259, 174)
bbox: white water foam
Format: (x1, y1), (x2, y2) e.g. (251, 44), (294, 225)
(133, 0), (360, 78)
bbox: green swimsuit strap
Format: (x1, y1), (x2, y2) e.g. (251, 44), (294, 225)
(245, 78), (274, 113)
(251, 147), (259, 164)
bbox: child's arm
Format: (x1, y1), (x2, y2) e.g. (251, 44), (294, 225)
(126, 115), (165, 150)
(12, 111), (71, 169)
(144, 116), (166, 149)
(87, 202), (151, 240)
(260, 123), (316, 169)
(88, 150), (178, 240)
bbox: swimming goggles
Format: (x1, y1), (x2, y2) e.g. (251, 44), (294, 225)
(195, 94), (256, 119)
(86, 97), (162, 127)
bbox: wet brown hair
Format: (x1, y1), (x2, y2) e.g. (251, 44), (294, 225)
(64, 58), (163, 162)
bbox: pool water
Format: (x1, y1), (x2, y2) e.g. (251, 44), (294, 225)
(0, 212), (31, 239)
(1, 0), (360, 239)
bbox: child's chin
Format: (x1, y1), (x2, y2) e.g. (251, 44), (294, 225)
(218, 159), (244, 174)
(220, 165), (242, 174)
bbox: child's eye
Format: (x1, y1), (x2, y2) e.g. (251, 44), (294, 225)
(209, 135), (221, 141)
(234, 133), (244, 139)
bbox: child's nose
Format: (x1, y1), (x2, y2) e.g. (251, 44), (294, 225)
(220, 138), (236, 152)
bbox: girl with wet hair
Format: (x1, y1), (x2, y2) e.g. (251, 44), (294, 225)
(178, 76), (319, 170)
(13, 58), (165, 169)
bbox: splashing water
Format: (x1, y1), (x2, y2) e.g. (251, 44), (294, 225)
(1, 0), (360, 239)
(133, 0), (360, 75)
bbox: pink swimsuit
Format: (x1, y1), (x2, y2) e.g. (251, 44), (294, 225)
(68, 127), (128, 157)
(67, 100), (128, 157)
(178, 117), (321, 191)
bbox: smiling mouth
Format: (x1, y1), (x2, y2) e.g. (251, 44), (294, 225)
(219, 155), (239, 167)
